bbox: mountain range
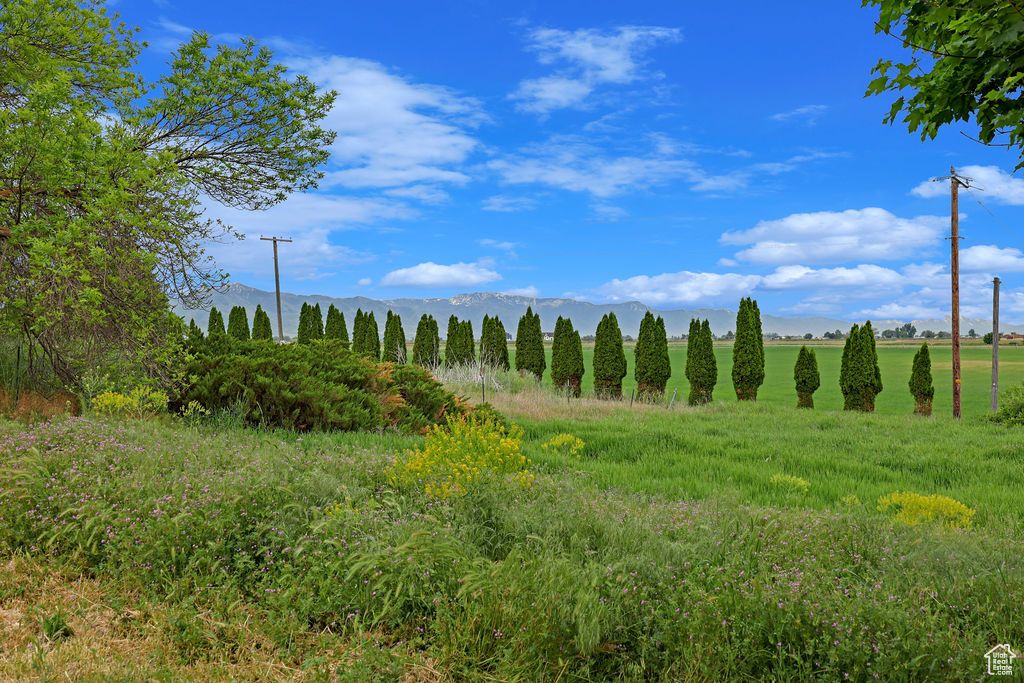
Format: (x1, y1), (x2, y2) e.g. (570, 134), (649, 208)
(173, 284), (1018, 339)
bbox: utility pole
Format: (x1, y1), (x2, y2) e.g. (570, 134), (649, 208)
(260, 236), (292, 342)
(934, 167), (972, 419)
(992, 276), (1001, 413)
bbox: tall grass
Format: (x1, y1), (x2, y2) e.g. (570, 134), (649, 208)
(1, 415), (1023, 679)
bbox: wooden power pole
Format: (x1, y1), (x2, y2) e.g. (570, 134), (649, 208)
(260, 236), (292, 342)
(992, 276), (1001, 413)
(935, 167), (972, 419)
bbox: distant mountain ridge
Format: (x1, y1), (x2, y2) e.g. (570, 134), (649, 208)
(173, 284), (1019, 338)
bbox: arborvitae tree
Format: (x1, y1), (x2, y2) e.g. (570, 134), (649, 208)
(794, 345), (820, 408)
(909, 342), (934, 416)
(252, 304), (273, 341)
(351, 309), (365, 352)
(382, 310), (407, 363)
(567, 328), (585, 396)
(491, 317), (510, 371)
(311, 303), (324, 340)
(839, 323), (858, 410)
(460, 320), (475, 364)
(515, 306), (545, 380)
(445, 315), (460, 368)
(364, 311), (380, 360)
(413, 314), (441, 368)
(550, 316), (573, 389)
(480, 315), (493, 365)
(732, 297), (765, 400)
(207, 306), (225, 336)
(635, 311), (670, 399)
(593, 312), (627, 399)
(687, 319), (717, 405)
(187, 318), (204, 344)
(324, 304), (348, 347)
(842, 322), (882, 412)
(227, 305), (250, 341)
(297, 302), (312, 345)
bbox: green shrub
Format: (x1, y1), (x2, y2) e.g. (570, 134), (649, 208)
(173, 337), (463, 433)
(991, 383), (1024, 426)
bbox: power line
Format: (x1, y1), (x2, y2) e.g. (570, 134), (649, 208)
(964, 186), (1024, 253)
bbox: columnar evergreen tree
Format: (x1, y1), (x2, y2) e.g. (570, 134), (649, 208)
(413, 314), (441, 368)
(793, 346), (820, 408)
(382, 310), (407, 363)
(297, 303), (312, 345)
(187, 318), (204, 344)
(311, 303), (324, 340)
(491, 317), (510, 371)
(593, 312), (627, 398)
(445, 315), (460, 368)
(480, 315), (493, 365)
(207, 306), (225, 336)
(364, 311), (380, 360)
(909, 342), (934, 416)
(324, 304), (348, 347)
(460, 320), (475, 364)
(550, 316), (572, 389)
(566, 327), (585, 396)
(841, 322), (883, 412)
(839, 323), (858, 410)
(687, 319), (717, 405)
(351, 309), (365, 352)
(515, 306), (545, 380)
(732, 297), (765, 400)
(252, 304), (273, 341)
(227, 305), (250, 341)
(635, 311), (670, 399)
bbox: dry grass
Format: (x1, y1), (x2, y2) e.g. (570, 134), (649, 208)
(0, 388), (80, 422)
(0, 555), (446, 682)
(476, 383), (679, 422)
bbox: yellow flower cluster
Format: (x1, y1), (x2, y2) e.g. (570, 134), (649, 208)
(392, 417), (534, 499)
(769, 473), (811, 494)
(541, 433), (586, 458)
(93, 387), (169, 418)
(325, 496), (357, 517)
(178, 400), (210, 420)
(877, 491), (976, 529)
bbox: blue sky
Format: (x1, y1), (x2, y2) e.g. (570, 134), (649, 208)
(119, 0), (1024, 322)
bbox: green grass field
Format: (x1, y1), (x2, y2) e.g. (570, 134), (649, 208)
(502, 340), (1018, 416)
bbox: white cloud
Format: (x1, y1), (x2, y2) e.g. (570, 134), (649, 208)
(481, 196), (536, 212)
(489, 134), (695, 197)
(761, 264), (903, 294)
(853, 302), (947, 320)
(961, 244), (1024, 272)
(288, 55), (483, 190)
(380, 261), (501, 288)
(722, 208), (945, 265)
(357, 277), (372, 286)
(597, 270), (760, 305)
(383, 185), (450, 204)
(210, 227), (374, 283)
(912, 165), (1024, 204)
(511, 25), (681, 113)
(505, 286), (540, 297)
(478, 239), (519, 251)
(771, 104), (828, 124)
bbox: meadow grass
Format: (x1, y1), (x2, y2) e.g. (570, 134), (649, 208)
(498, 340), (1020, 418)
(1, 412), (1023, 680)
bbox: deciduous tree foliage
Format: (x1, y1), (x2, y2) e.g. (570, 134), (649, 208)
(324, 304), (348, 347)
(864, 0), (1024, 169)
(515, 307), (545, 380)
(251, 304), (273, 341)
(382, 310), (407, 363)
(635, 311), (670, 399)
(413, 314), (440, 368)
(794, 345), (820, 409)
(909, 342), (934, 416)
(0, 0), (335, 386)
(207, 307), (225, 337)
(593, 312), (626, 399)
(227, 306), (249, 341)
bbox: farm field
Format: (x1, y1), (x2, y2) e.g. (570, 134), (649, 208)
(497, 341), (1018, 417)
